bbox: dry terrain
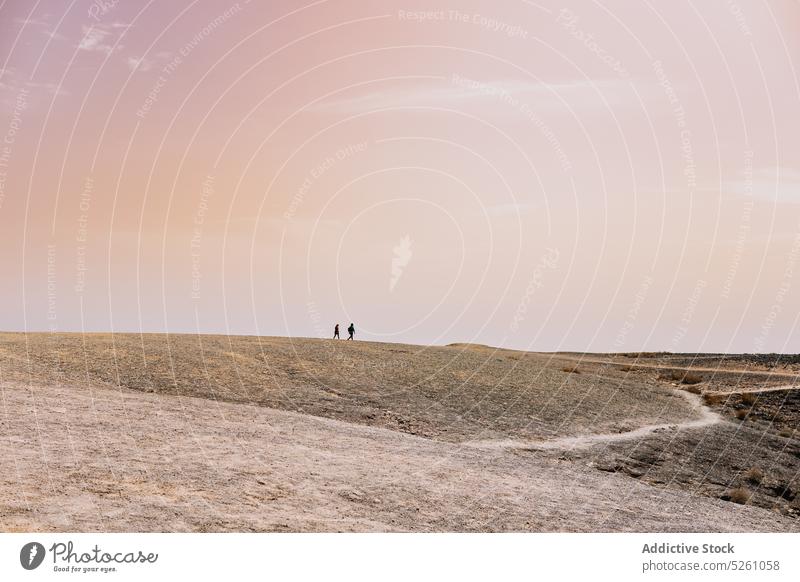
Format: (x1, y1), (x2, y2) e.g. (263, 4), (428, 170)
(1, 333), (798, 531)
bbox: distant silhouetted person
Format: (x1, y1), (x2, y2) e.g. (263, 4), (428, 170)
(333, 324), (340, 339)
(347, 323), (355, 340)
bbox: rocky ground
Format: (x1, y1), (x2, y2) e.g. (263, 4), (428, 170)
(1, 333), (798, 531)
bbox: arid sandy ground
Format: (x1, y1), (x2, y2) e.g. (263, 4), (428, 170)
(1, 333), (798, 531)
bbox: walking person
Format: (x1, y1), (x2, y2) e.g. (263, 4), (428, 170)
(347, 323), (355, 340)
(333, 323), (340, 339)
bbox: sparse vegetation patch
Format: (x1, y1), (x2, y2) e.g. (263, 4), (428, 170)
(728, 487), (752, 505)
(744, 467), (764, 484)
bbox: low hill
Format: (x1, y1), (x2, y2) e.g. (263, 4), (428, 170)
(0, 332), (698, 442)
(1, 332), (798, 532)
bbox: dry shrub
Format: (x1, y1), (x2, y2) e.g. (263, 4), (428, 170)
(619, 365), (633, 372)
(740, 392), (758, 406)
(662, 370), (703, 385)
(703, 393), (726, 406)
(681, 372), (704, 385)
(628, 352), (670, 359)
(744, 467), (764, 484)
(736, 409), (748, 420)
(779, 427), (794, 438)
(561, 366), (581, 374)
(728, 487), (751, 505)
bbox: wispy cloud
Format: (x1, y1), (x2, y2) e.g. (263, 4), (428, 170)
(126, 56), (153, 72)
(77, 22), (130, 54)
(13, 15), (67, 41)
(312, 76), (634, 114)
(43, 29), (68, 41)
(487, 202), (540, 217)
(13, 16), (50, 27)
(726, 167), (800, 203)
(78, 27), (112, 52)
(0, 67), (69, 107)
(0, 67), (16, 92)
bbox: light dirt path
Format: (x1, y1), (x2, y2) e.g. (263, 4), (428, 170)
(465, 390), (722, 451)
(707, 384), (799, 396)
(552, 354), (800, 379)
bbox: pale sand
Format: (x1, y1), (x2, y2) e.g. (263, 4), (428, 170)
(1, 379), (795, 532)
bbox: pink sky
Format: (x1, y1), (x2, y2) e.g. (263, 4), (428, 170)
(1, 0), (799, 352)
